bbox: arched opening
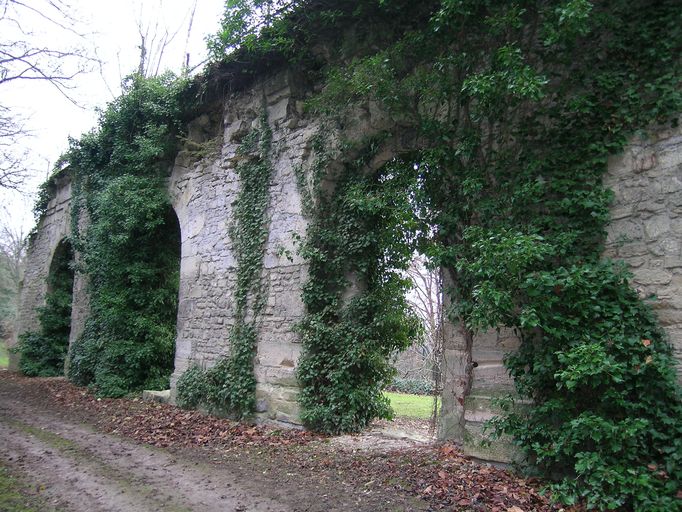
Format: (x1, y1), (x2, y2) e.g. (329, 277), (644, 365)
(296, 149), (450, 435)
(389, 254), (443, 433)
(66, 180), (182, 396)
(150, 205), (182, 389)
(17, 238), (74, 376)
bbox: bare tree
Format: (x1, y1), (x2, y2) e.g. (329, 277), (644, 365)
(0, 106), (29, 190)
(395, 254), (444, 385)
(135, 0), (199, 78)
(0, 209), (27, 339)
(0, 0), (91, 99)
(0, 0), (93, 190)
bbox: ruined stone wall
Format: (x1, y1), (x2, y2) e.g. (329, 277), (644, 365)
(10, 173), (88, 368)
(445, 119), (682, 462)
(605, 120), (682, 379)
(14, 63), (681, 455)
(168, 72), (318, 424)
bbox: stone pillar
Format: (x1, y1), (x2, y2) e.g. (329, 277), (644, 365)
(604, 119), (682, 380)
(438, 270), (473, 441)
(437, 269), (521, 462)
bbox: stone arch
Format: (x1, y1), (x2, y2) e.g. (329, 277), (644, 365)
(161, 202), (183, 384)
(11, 171), (73, 369)
(39, 237), (76, 373)
(47, 238), (74, 292)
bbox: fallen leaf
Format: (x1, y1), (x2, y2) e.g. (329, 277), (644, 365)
(440, 444), (455, 456)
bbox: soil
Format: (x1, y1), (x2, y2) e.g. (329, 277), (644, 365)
(0, 371), (565, 512)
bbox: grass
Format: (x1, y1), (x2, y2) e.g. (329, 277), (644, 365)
(384, 391), (439, 419)
(0, 339), (8, 368)
(0, 464), (53, 512)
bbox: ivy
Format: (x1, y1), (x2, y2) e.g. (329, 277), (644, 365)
(16, 241), (74, 377)
(177, 105), (274, 418)
(64, 73), (187, 397)
(295, 150), (422, 433)
(214, 0), (682, 507)
(21, 0), (682, 508)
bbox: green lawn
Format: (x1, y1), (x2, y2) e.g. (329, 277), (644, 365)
(384, 391), (439, 419)
(0, 464), (52, 512)
(0, 340), (8, 368)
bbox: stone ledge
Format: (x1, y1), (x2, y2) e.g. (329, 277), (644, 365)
(142, 389), (171, 404)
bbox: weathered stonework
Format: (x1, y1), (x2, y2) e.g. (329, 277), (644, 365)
(14, 61), (681, 458)
(604, 119), (682, 380)
(11, 172), (88, 369)
(168, 72), (317, 423)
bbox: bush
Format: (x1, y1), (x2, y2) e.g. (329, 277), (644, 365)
(16, 331), (67, 377)
(491, 262), (682, 510)
(175, 365), (208, 409)
(61, 74), (186, 397)
(387, 378), (434, 395)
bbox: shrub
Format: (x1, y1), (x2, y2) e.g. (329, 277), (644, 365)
(387, 378), (434, 395)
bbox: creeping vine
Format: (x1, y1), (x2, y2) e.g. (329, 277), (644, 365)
(215, 0), (682, 508)
(64, 73), (186, 397)
(177, 103), (275, 418)
(25, 1), (682, 508)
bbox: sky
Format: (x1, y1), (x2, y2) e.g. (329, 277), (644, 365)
(0, 0), (224, 235)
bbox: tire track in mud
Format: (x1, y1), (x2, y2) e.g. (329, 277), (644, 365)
(0, 391), (288, 512)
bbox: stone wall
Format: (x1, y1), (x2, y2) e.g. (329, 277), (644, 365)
(14, 62), (681, 456)
(604, 120), (682, 379)
(11, 172), (87, 368)
(168, 72), (318, 424)
(445, 119), (682, 462)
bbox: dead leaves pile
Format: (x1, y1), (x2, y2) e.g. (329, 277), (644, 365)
(2, 373), (578, 511)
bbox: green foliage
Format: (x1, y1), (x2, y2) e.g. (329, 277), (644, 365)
(206, 0), (434, 68)
(24, 1), (682, 508)
(387, 378), (434, 396)
(17, 241), (74, 377)
(296, 154), (422, 434)
(229, 0), (682, 507)
(175, 364), (209, 409)
(176, 108), (274, 418)
(176, 327), (260, 415)
(64, 73), (186, 397)
(490, 262), (682, 510)
(207, 0), (297, 60)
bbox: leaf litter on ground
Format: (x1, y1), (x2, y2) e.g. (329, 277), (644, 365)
(1, 373), (582, 511)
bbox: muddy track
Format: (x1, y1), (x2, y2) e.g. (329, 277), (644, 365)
(0, 375), (566, 511)
(0, 377), (431, 512)
(0, 391), (288, 512)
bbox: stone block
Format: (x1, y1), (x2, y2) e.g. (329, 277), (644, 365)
(142, 389), (171, 404)
(632, 269), (673, 286)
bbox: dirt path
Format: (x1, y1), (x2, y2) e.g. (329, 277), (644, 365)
(0, 373), (563, 512)
(0, 375), (436, 512)
(0, 389), (288, 512)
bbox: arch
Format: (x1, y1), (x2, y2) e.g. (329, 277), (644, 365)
(17, 238), (75, 376)
(164, 203), (182, 378)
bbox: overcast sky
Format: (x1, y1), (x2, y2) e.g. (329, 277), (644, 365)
(1, 0), (224, 234)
